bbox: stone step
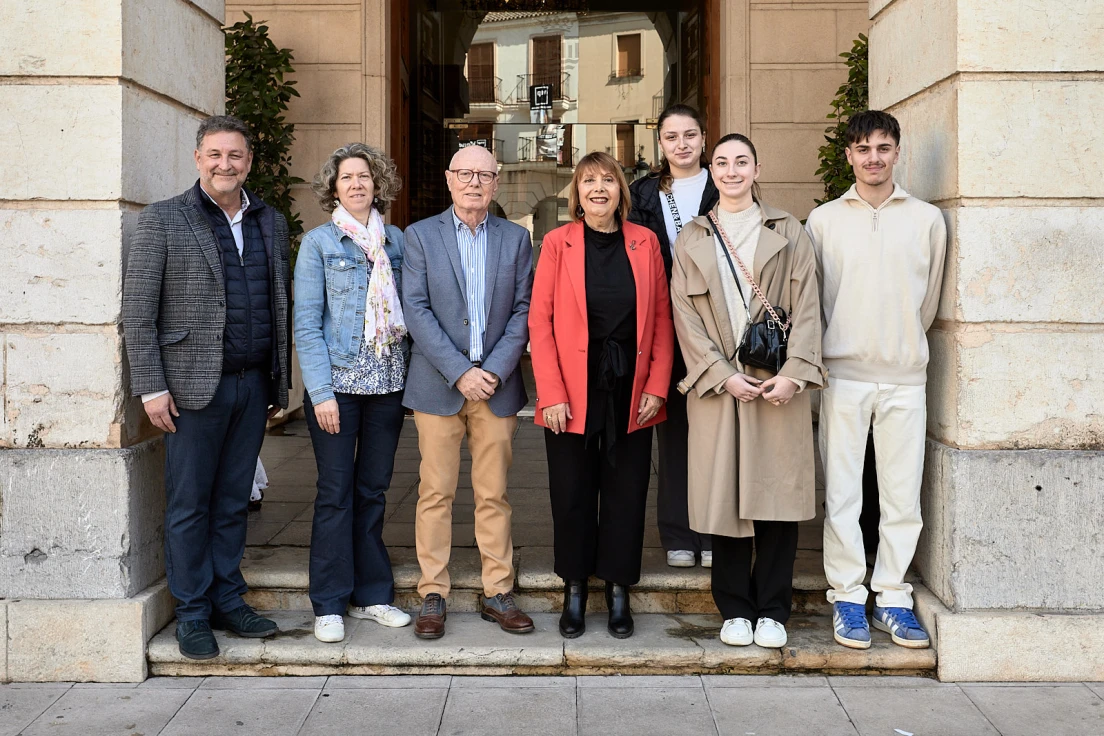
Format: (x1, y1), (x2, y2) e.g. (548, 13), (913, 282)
(148, 610), (936, 677)
(241, 546), (893, 615)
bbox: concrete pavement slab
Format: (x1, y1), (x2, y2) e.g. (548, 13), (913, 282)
(703, 674), (829, 687)
(23, 687), (192, 736)
(199, 675), (329, 689)
(576, 675), (702, 688)
(138, 677), (204, 689)
(707, 685), (859, 736)
(1088, 682), (1104, 699)
(160, 687), (319, 736)
(440, 686), (576, 736)
(961, 684), (1104, 735)
(828, 675), (948, 688)
(834, 686), (1000, 736)
(452, 675), (574, 687)
(324, 675), (452, 688)
(578, 683), (717, 736)
(300, 688), (447, 736)
(0, 686), (70, 736)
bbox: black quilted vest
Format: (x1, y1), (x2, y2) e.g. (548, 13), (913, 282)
(198, 190), (273, 374)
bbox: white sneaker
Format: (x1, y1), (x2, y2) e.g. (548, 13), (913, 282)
(719, 618), (754, 646)
(347, 604), (412, 628)
(667, 550), (695, 567)
(700, 551), (712, 568)
(754, 617), (787, 648)
(314, 614), (345, 643)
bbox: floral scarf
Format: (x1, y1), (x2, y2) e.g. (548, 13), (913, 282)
(331, 204), (407, 357)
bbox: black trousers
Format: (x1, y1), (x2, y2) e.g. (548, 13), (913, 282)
(711, 521), (799, 623)
(657, 350), (710, 552)
(544, 425), (654, 585)
(163, 368), (269, 621)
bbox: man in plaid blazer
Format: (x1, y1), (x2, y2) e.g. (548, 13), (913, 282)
(122, 116), (291, 660)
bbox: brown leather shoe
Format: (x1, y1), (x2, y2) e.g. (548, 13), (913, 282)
(481, 592), (535, 634)
(414, 593), (446, 639)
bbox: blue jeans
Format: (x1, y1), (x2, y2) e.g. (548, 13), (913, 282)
(164, 368), (269, 621)
(304, 391), (404, 615)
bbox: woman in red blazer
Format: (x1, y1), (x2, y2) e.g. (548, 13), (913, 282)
(529, 151), (675, 640)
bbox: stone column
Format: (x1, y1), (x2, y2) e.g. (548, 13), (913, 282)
(868, 0), (1104, 681)
(0, 0), (226, 681)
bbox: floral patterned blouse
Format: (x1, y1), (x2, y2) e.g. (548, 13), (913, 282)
(330, 261), (408, 395)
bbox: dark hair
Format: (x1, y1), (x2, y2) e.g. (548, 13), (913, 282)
(845, 110), (901, 146)
(710, 133), (762, 203)
(195, 115), (252, 151)
(568, 152), (632, 223)
(653, 104), (708, 193)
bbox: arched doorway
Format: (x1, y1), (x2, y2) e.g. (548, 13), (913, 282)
(390, 0), (717, 235)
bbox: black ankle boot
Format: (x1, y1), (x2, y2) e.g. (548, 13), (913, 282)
(605, 582), (634, 639)
(559, 580), (588, 638)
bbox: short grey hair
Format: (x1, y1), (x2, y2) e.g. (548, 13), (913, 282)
(196, 115), (252, 151)
(312, 142), (402, 214)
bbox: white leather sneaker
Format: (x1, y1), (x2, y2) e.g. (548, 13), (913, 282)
(700, 551), (713, 568)
(347, 604), (412, 628)
(314, 614), (345, 643)
(666, 550), (695, 567)
(720, 618), (754, 646)
(754, 617), (787, 648)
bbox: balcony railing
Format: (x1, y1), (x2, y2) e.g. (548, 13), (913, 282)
(469, 76), (501, 105)
(652, 92), (666, 121)
(509, 72), (573, 105)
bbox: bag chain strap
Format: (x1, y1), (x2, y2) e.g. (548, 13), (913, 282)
(707, 212), (790, 333)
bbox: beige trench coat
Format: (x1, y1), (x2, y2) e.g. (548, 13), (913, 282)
(670, 203), (826, 538)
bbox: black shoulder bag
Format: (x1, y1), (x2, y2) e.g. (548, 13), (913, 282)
(708, 211), (789, 374)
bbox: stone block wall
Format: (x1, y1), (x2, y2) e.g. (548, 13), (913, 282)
(0, 0), (226, 679)
(869, 0), (1104, 614)
(226, 0), (388, 233)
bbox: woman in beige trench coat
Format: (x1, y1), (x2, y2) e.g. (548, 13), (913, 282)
(670, 133), (825, 649)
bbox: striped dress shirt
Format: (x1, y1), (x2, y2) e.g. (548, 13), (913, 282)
(452, 209), (488, 362)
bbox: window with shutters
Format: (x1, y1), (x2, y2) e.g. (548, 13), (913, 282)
(468, 42), (496, 103)
(531, 35), (562, 99)
(615, 124), (635, 168)
(614, 34), (642, 78)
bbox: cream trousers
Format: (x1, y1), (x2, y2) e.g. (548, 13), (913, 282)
(820, 378), (926, 609)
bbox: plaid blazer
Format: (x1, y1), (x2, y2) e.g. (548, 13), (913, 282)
(122, 184), (291, 411)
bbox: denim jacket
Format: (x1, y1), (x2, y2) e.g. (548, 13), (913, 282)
(293, 220), (405, 404)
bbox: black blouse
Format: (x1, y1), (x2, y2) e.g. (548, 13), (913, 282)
(583, 222), (638, 451)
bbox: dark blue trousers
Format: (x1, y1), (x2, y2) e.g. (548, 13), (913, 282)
(163, 369), (269, 622)
(304, 391), (404, 616)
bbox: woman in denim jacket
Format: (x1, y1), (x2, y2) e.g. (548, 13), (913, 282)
(294, 143), (412, 643)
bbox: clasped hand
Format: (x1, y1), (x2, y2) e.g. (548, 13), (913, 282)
(456, 367), (500, 402)
(723, 373), (798, 405)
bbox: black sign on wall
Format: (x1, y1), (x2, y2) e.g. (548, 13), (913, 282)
(530, 84), (552, 110)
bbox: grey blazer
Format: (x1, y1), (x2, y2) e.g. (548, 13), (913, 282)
(122, 184), (292, 411)
(401, 208), (533, 417)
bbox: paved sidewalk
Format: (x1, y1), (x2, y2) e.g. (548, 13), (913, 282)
(2, 676), (1101, 735)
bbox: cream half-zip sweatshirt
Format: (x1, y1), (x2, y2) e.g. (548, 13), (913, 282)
(804, 183), (947, 386)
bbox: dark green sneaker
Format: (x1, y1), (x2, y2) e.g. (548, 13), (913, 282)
(211, 604), (278, 638)
(176, 620), (219, 660)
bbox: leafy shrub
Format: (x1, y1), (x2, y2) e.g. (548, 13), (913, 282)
(225, 13), (305, 263)
(815, 34), (868, 205)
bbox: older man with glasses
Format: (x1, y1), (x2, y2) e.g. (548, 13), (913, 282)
(401, 144), (535, 639)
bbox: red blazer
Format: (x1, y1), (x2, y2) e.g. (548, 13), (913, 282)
(529, 220), (674, 435)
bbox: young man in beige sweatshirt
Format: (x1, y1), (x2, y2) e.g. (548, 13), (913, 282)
(804, 110), (946, 651)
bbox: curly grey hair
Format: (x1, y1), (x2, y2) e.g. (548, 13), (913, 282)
(312, 143), (402, 214)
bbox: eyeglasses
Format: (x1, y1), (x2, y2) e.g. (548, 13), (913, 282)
(449, 169), (497, 185)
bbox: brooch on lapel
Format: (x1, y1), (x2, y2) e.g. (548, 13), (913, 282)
(629, 240), (637, 251)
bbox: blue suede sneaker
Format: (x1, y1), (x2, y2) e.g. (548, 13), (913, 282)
(873, 606), (931, 649)
(833, 601), (871, 650)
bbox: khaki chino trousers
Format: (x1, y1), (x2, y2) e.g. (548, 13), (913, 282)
(413, 400), (518, 599)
